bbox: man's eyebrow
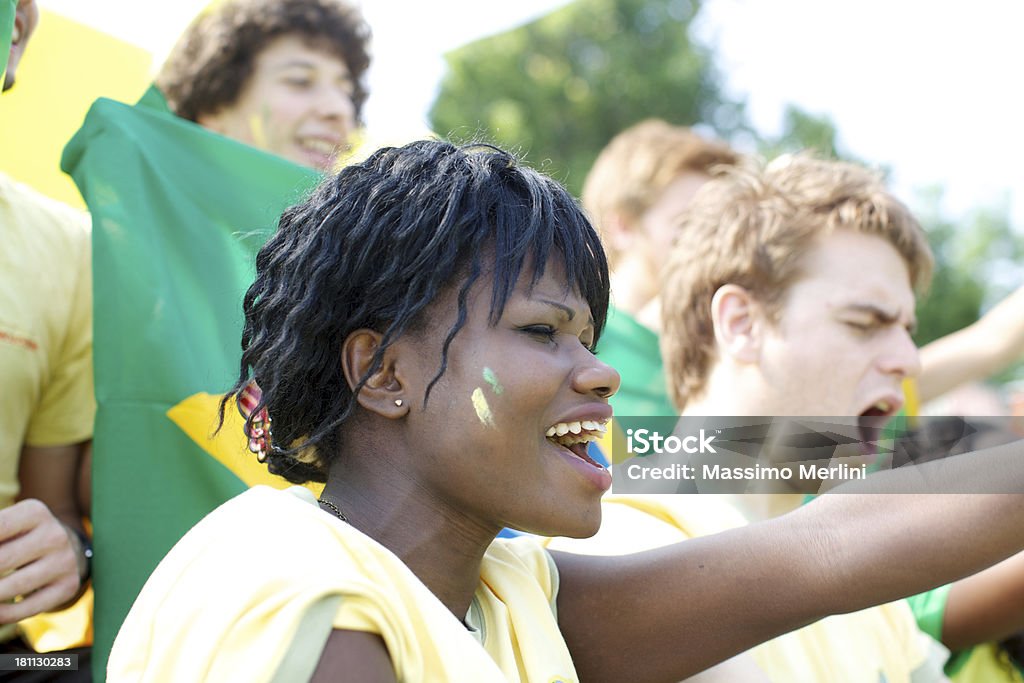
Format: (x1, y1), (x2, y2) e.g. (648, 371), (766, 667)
(537, 298), (596, 327)
(273, 61), (353, 86)
(274, 60), (317, 70)
(842, 303), (918, 332)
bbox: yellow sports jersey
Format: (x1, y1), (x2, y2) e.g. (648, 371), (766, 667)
(109, 486), (579, 682)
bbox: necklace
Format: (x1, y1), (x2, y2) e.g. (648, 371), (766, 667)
(318, 498), (348, 522)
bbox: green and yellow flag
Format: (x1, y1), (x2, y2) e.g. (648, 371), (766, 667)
(62, 87), (321, 679)
(0, 0), (14, 84)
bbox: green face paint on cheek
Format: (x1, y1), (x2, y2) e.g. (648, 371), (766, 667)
(482, 367), (503, 394)
(471, 387), (496, 428)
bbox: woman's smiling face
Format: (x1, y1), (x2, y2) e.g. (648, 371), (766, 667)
(393, 259), (619, 539)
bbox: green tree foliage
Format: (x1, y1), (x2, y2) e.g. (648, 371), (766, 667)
(913, 189), (1023, 351)
(432, 0), (1023, 385)
(759, 105), (843, 160)
(429, 0), (744, 196)
(758, 112), (1023, 361)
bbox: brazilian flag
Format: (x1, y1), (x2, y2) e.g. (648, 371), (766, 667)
(62, 87), (322, 679)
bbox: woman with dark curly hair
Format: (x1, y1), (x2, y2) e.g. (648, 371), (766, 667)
(155, 0), (370, 171)
(107, 140), (1024, 682)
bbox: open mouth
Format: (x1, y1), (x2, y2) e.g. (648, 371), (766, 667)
(860, 399), (895, 419)
(298, 137), (339, 156)
(857, 399), (901, 452)
(545, 420), (607, 468)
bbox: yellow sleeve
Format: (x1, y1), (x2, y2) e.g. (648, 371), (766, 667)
(26, 217), (95, 447)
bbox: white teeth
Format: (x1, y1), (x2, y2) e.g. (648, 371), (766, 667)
(546, 419), (609, 439)
(875, 401), (891, 413)
(301, 139), (337, 155)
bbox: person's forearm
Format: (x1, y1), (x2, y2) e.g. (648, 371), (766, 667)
(939, 551), (1024, 651)
(557, 439), (1024, 683)
(919, 283), (1024, 403)
(793, 493), (1024, 615)
(798, 438), (1024, 613)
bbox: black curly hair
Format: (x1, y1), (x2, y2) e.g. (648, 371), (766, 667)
(223, 140), (610, 484)
(156, 0), (371, 124)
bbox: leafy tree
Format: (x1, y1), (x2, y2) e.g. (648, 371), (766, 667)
(431, 0), (1023, 384)
(758, 105), (844, 160)
(912, 189), (1022, 351)
(758, 112), (1023, 358)
(429, 0), (744, 196)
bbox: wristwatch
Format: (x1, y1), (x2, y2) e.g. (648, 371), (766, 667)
(69, 526), (93, 584)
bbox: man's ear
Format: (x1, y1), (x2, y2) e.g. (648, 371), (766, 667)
(602, 212), (637, 256)
(710, 284), (764, 365)
(341, 329), (409, 418)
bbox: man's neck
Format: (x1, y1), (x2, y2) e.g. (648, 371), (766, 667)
(683, 372), (805, 520)
(610, 260), (658, 320)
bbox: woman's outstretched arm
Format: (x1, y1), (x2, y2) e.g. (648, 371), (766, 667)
(554, 440), (1024, 683)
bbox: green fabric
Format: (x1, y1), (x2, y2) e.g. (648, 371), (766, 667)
(62, 86), (320, 681)
(904, 583), (978, 676)
(905, 583), (952, 643)
(598, 306), (676, 417)
(0, 0), (15, 85)
(909, 584), (1024, 680)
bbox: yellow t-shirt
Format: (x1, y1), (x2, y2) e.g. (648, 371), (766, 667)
(0, 172), (94, 647)
(109, 486), (578, 682)
(547, 495), (948, 683)
(0, 172), (94, 507)
(952, 642), (1024, 682)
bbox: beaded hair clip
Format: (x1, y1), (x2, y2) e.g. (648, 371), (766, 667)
(237, 381), (272, 463)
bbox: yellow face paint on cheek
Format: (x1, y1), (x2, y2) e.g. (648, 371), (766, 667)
(471, 387), (496, 428)
(248, 107), (269, 149)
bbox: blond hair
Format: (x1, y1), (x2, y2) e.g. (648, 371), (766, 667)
(581, 119), (739, 265)
(661, 155), (934, 410)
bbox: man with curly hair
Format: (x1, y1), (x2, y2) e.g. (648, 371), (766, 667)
(156, 0), (371, 172)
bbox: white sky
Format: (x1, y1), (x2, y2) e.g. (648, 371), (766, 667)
(40, 0), (1024, 227)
